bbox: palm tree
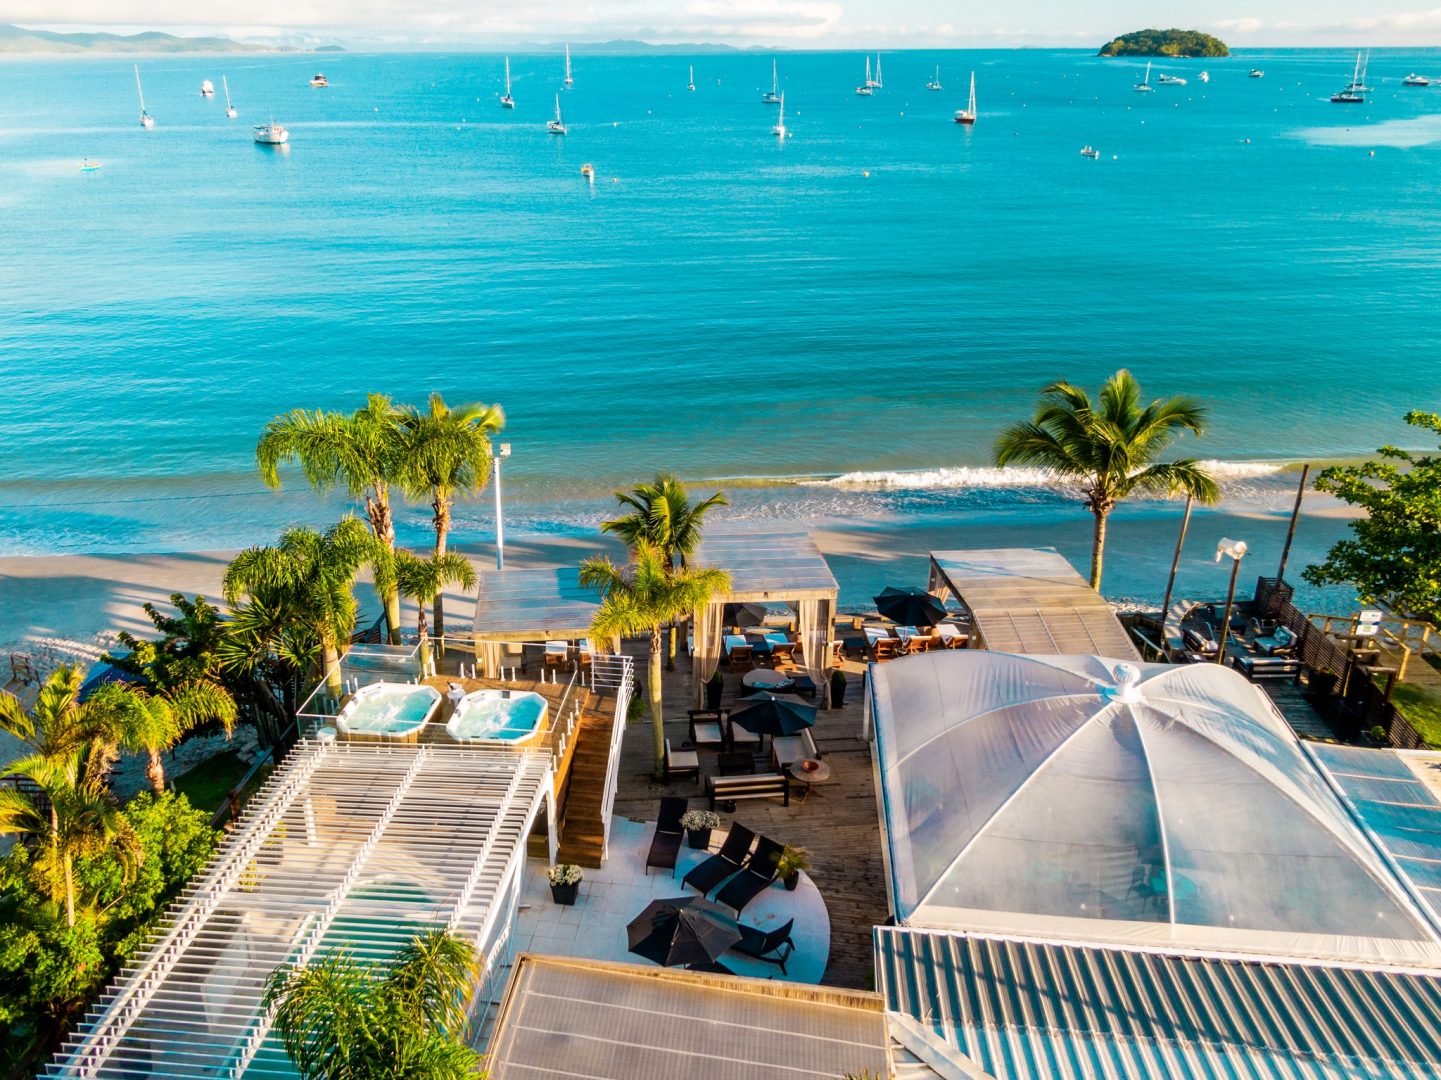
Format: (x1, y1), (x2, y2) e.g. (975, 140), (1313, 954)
(0, 665), (107, 772)
(393, 550), (477, 675)
(256, 394), (408, 643)
(601, 474), (728, 669)
(95, 680), (238, 794)
(223, 518), (378, 698)
(995, 369), (1218, 591)
(264, 929), (482, 1080)
(399, 393), (505, 638)
(581, 542), (730, 779)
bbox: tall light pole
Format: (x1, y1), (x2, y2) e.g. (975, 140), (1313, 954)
(493, 442), (512, 571)
(1214, 537), (1248, 665)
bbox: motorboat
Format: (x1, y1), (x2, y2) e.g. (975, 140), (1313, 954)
(253, 121), (289, 144)
(310, 73), (328, 87)
(1080, 145), (1100, 158)
(1199, 71), (1210, 83)
(1404, 73), (1432, 86)
(1248, 69), (1264, 78)
(1157, 73), (1187, 85)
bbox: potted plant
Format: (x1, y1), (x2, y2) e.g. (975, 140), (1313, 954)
(705, 669), (725, 710)
(774, 844), (811, 891)
(829, 668), (848, 708)
(680, 809), (721, 849)
(547, 863), (583, 905)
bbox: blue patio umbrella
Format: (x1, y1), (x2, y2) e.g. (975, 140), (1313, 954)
(874, 586), (948, 628)
(730, 692), (817, 737)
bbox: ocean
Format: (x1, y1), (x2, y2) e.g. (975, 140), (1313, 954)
(2, 47), (1439, 606)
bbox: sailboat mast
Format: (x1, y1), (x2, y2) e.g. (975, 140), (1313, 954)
(772, 59), (778, 94)
(134, 65), (145, 112)
(969, 71), (976, 113)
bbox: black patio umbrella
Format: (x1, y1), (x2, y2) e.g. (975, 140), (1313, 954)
(874, 586), (948, 628)
(730, 692), (818, 737)
(627, 896), (741, 968)
(723, 602), (768, 628)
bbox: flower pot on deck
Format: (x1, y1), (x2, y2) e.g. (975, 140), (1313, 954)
(550, 881), (580, 906)
(783, 872), (800, 892)
(686, 827), (712, 850)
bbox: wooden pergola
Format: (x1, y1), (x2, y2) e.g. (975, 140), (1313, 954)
(471, 567), (604, 678)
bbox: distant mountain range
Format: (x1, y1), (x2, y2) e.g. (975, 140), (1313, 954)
(0, 24), (337, 54)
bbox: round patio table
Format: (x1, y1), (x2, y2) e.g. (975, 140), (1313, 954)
(742, 668), (795, 691)
(788, 758), (832, 802)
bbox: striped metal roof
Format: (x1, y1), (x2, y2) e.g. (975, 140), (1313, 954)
(876, 926), (1441, 1079)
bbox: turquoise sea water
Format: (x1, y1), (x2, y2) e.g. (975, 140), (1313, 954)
(2, 48), (1440, 600)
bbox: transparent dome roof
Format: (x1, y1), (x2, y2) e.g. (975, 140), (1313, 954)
(870, 652), (1441, 961)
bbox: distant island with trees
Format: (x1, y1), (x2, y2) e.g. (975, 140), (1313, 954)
(0, 23), (344, 54)
(1099, 29), (1229, 58)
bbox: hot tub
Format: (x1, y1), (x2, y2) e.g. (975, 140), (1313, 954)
(447, 689), (548, 746)
(336, 682), (441, 742)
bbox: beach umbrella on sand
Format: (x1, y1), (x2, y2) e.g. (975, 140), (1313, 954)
(627, 896), (741, 968)
(723, 602), (768, 628)
(730, 692), (817, 737)
(874, 586), (948, 627)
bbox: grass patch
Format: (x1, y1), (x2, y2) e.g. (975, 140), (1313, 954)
(1389, 682), (1441, 748)
(173, 750), (252, 814)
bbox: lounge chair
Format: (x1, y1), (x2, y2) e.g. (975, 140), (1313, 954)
(769, 642), (797, 667)
(688, 709), (727, 751)
(714, 836), (785, 914)
(872, 638), (900, 662)
(682, 823), (756, 896)
(935, 623), (968, 649)
(728, 645), (755, 673)
(728, 717), (762, 753)
(645, 796), (690, 876)
(664, 739), (700, 783)
(770, 731), (818, 772)
(1253, 624), (1298, 657)
(731, 917), (795, 974)
(543, 640), (570, 672)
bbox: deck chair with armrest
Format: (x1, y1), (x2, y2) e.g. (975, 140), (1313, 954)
(688, 709), (727, 751)
(714, 836), (786, 914)
(682, 823), (756, 897)
(731, 917), (795, 974)
(645, 796), (690, 877)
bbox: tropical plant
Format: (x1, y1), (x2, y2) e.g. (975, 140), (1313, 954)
(774, 844), (811, 881)
(393, 550), (478, 674)
(601, 474), (728, 669)
(264, 929), (482, 1080)
(399, 393), (505, 638)
(994, 369), (1217, 590)
(1304, 412), (1441, 622)
(256, 394), (409, 642)
(581, 542), (730, 779)
(218, 596), (321, 743)
(96, 680), (238, 794)
(223, 518), (379, 698)
(0, 666), (111, 775)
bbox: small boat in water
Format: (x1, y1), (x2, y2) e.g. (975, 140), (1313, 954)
(1345, 51), (1372, 93)
(1134, 61), (1154, 92)
(1330, 88), (1365, 103)
(1157, 72), (1187, 86)
(926, 66), (942, 91)
(580, 163), (594, 178)
(763, 60), (781, 103)
(547, 94), (566, 135)
(200, 79), (214, 97)
(564, 44), (573, 87)
(134, 65), (154, 128)
(1403, 73), (1432, 86)
(253, 120), (289, 145)
(1249, 69), (1264, 78)
(1332, 53), (1367, 103)
(79, 159), (101, 171)
(223, 76), (237, 118)
(955, 71), (977, 124)
(501, 56), (514, 108)
(1080, 145), (1100, 158)
(772, 92), (787, 138)
(310, 73), (328, 87)
(1199, 71), (1210, 83)
(856, 56), (875, 95)
(688, 65), (696, 92)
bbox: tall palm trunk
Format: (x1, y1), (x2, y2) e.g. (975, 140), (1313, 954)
(416, 602), (433, 676)
(648, 627), (665, 781)
(62, 850), (75, 928)
(432, 492), (450, 640)
(146, 749), (166, 794)
(1090, 508), (1110, 592)
(365, 486), (403, 645)
(322, 641), (344, 698)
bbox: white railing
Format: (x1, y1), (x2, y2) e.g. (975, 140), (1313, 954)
(592, 654), (635, 861)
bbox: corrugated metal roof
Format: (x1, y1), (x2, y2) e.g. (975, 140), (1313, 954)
(929, 548), (1139, 660)
(474, 566), (604, 639)
(876, 926), (1441, 1079)
(693, 530), (839, 601)
(487, 954), (890, 1079)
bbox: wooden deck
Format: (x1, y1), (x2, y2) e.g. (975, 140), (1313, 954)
(608, 644), (888, 992)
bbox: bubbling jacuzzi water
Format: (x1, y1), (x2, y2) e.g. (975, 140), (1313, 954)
(447, 689), (548, 744)
(336, 682), (441, 737)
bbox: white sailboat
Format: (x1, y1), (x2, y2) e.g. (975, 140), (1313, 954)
(564, 44), (573, 87)
(926, 66), (942, 91)
(856, 56), (874, 95)
(873, 54), (883, 89)
(1346, 51), (1372, 93)
(772, 92), (787, 138)
(200, 79), (214, 97)
(954, 71), (976, 124)
(688, 65), (696, 92)
(134, 65), (154, 128)
(1332, 52), (1367, 103)
(547, 94), (567, 134)
(501, 56), (514, 108)
(763, 60), (781, 103)
(223, 75), (237, 118)
(1134, 61), (1154, 92)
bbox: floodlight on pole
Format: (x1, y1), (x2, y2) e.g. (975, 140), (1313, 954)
(1214, 537), (1248, 665)
(494, 442), (512, 571)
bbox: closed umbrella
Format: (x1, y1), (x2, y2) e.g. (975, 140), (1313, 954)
(730, 692), (817, 738)
(627, 896), (741, 968)
(874, 586), (948, 628)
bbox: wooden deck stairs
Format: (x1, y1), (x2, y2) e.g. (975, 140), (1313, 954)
(555, 691), (617, 869)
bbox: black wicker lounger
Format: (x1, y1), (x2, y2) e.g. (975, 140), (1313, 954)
(644, 797), (689, 877)
(714, 836), (785, 914)
(731, 917), (795, 974)
(681, 823), (755, 896)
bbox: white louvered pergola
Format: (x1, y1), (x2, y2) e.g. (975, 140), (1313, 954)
(47, 739), (553, 1079)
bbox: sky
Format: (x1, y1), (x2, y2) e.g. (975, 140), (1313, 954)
(13, 1), (1441, 49)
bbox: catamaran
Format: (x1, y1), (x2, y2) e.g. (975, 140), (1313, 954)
(873, 54), (883, 89)
(501, 57), (514, 108)
(1345, 51), (1372, 93)
(564, 44), (573, 87)
(954, 71), (976, 124)
(223, 75), (236, 118)
(926, 66), (942, 91)
(763, 60), (781, 103)
(688, 65), (696, 92)
(200, 79), (214, 97)
(772, 92), (787, 138)
(547, 94), (566, 134)
(1332, 52), (1367, 102)
(134, 65), (154, 128)
(1134, 61), (1154, 92)
(252, 120), (288, 145)
(856, 56), (874, 95)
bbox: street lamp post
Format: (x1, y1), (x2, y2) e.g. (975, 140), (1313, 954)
(493, 443), (512, 571)
(1214, 537), (1248, 666)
